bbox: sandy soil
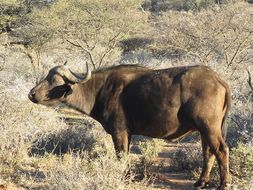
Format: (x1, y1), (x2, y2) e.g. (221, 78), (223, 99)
(145, 143), (199, 190)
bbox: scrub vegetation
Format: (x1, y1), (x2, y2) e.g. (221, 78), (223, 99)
(0, 0), (252, 189)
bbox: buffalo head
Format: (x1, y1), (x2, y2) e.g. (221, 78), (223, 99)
(28, 62), (91, 106)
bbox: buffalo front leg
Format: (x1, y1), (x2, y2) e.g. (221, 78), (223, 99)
(194, 135), (215, 188)
(112, 131), (130, 157)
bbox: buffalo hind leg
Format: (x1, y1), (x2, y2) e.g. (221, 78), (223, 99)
(194, 135), (215, 188)
(213, 137), (229, 190)
(203, 133), (229, 190)
(112, 131), (130, 158)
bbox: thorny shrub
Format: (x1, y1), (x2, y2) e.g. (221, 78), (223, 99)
(152, 2), (253, 67)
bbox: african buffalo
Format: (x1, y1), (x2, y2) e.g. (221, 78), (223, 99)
(28, 63), (231, 190)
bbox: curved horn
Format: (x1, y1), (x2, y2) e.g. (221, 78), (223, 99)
(66, 62), (91, 83)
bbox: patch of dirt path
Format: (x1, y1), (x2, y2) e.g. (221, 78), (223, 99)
(148, 143), (198, 190)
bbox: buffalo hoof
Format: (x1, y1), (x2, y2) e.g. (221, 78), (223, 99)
(217, 184), (230, 190)
(194, 180), (209, 189)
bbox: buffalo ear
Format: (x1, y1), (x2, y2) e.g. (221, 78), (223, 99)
(62, 84), (72, 98)
(61, 84), (72, 98)
(48, 84), (72, 99)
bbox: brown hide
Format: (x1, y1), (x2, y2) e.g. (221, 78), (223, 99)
(29, 64), (231, 190)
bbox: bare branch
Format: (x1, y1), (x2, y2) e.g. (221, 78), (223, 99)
(98, 31), (122, 67)
(7, 42), (41, 73)
(228, 31), (253, 66)
(65, 39), (82, 48)
(231, 117), (242, 129)
(0, 54), (5, 71)
(66, 38), (96, 69)
(246, 69), (253, 93)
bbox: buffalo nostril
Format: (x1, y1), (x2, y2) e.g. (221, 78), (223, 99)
(28, 90), (36, 99)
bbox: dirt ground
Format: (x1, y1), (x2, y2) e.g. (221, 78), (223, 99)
(149, 143), (197, 190)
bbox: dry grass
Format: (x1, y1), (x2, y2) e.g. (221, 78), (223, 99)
(0, 50), (154, 189)
(170, 142), (253, 189)
(0, 1), (252, 189)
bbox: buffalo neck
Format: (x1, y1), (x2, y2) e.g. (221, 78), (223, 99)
(65, 72), (108, 115)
